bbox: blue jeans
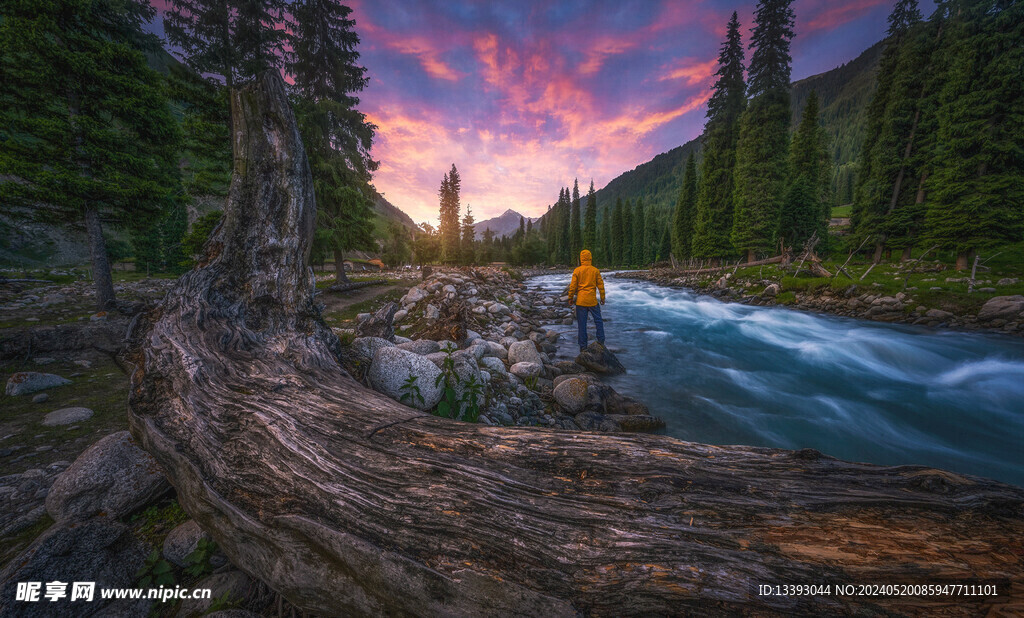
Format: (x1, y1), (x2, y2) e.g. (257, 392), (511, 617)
(576, 304), (605, 350)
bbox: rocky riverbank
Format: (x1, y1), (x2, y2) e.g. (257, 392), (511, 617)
(340, 267), (665, 433)
(618, 266), (1024, 337)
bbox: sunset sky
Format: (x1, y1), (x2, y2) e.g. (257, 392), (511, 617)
(154, 0), (924, 225)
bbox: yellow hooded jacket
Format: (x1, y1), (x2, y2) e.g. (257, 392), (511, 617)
(568, 250), (605, 307)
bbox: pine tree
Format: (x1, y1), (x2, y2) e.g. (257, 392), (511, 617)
(922, 0), (1024, 268)
(439, 165), (462, 263)
(673, 152), (698, 261)
(658, 224), (672, 262)
(731, 0), (795, 262)
(643, 207), (659, 264)
(610, 198), (624, 266)
(167, 64), (231, 200)
(287, 0), (377, 284)
(583, 180), (598, 252)
(622, 200), (633, 267)
(461, 205), (476, 265)
(570, 178), (582, 256)
(693, 12), (746, 262)
(164, 0), (285, 89)
(601, 211), (612, 267)
(779, 91), (829, 250)
(632, 199), (646, 266)
(0, 0), (180, 309)
(559, 187), (572, 264)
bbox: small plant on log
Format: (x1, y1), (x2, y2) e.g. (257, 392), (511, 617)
(398, 376), (424, 407)
(459, 375), (484, 423)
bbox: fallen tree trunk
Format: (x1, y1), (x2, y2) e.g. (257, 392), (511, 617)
(673, 255), (785, 275)
(325, 278), (389, 294)
(127, 72), (1024, 617)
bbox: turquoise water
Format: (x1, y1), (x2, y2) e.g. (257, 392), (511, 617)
(528, 273), (1024, 487)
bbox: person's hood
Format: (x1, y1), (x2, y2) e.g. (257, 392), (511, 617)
(580, 250), (592, 265)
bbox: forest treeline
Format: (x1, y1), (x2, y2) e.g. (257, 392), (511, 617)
(0, 0), (381, 309)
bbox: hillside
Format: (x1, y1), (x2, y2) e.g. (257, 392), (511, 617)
(369, 186), (416, 233)
(587, 39), (882, 222)
(473, 209), (537, 239)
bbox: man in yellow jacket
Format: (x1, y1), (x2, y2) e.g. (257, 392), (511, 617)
(568, 249), (606, 352)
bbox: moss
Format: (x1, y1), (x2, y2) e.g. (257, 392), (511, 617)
(128, 497), (189, 548)
(776, 291), (797, 305)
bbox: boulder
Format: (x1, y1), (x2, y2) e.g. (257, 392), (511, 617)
(41, 407), (94, 427)
(508, 340), (542, 365)
(437, 340), (458, 352)
(553, 360), (586, 375)
(488, 303), (509, 315)
(393, 309), (408, 322)
(347, 337), (395, 364)
(396, 340), (440, 355)
(355, 301), (398, 341)
(925, 308), (955, 321)
(977, 295), (1024, 322)
(368, 347), (443, 410)
(163, 519), (211, 568)
(479, 356), (507, 378)
(509, 362), (542, 379)
(0, 517), (148, 617)
(177, 570), (273, 618)
(763, 283), (780, 297)
(46, 431), (170, 522)
(481, 341), (507, 359)
(552, 378), (589, 414)
(401, 287), (427, 305)
(575, 342), (625, 376)
(5, 372), (71, 396)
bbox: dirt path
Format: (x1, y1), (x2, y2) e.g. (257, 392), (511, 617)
(318, 283), (413, 325)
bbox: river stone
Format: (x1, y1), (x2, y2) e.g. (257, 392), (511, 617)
(46, 431), (170, 523)
(401, 286), (427, 305)
(509, 362), (542, 379)
(479, 356), (508, 378)
(424, 303), (441, 320)
(574, 411), (621, 432)
(554, 360), (586, 375)
(177, 570), (273, 618)
(163, 519), (211, 568)
(576, 342), (625, 376)
(355, 301), (398, 341)
(977, 295), (1024, 322)
(553, 378), (589, 414)
(5, 372), (71, 396)
(42, 407), (94, 427)
(0, 517), (149, 618)
(368, 347), (443, 410)
(437, 339), (458, 352)
(481, 341), (507, 359)
(763, 283), (780, 297)
(464, 342), (488, 361)
(396, 339), (441, 355)
(32, 393), (49, 404)
(508, 340), (542, 365)
(348, 337), (395, 364)
(925, 308), (955, 320)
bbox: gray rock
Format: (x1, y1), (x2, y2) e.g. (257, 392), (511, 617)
(607, 414), (666, 432)
(576, 342), (625, 376)
(348, 336), (395, 364)
(437, 339), (458, 352)
(355, 301), (398, 341)
(46, 431), (170, 522)
(393, 335), (413, 344)
(552, 378), (589, 414)
(488, 303), (509, 314)
(32, 393), (49, 404)
(763, 283), (780, 297)
(508, 340), (542, 365)
(479, 370), (491, 383)
(479, 356), (508, 378)
(0, 517), (148, 618)
(33, 357), (56, 366)
(177, 570), (272, 618)
(481, 341), (508, 359)
(5, 372), (71, 396)
(368, 347), (443, 410)
(465, 329), (482, 342)
(424, 303), (440, 320)
(401, 286), (427, 305)
(499, 336), (517, 349)
(393, 309), (408, 322)
(465, 342), (488, 361)
(574, 411), (621, 432)
(509, 362), (542, 379)
(472, 305), (488, 315)
(977, 295), (1024, 322)
(554, 360), (586, 375)
(396, 339), (441, 355)
(925, 308), (955, 320)
(162, 519), (210, 568)
(41, 407), (94, 427)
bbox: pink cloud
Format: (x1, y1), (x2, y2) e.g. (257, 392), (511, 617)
(800, 0), (890, 32)
(659, 58), (718, 86)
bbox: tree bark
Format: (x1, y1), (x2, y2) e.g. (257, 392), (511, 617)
(334, 248), (350, 284)
(84, 204), (116, 311)
(127, 72), (1024, 617)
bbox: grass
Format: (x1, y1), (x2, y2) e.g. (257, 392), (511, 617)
(831, 204), (852, 218)
(129, 498), (189, 548)
(322, 287), (409, 326)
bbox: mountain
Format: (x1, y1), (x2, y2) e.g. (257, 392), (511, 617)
(369, 186), (417, 235)
(473, 209), (537, 240)
(587, 39), (883, 221)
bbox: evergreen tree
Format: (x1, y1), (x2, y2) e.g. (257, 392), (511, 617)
(611, 198), (624, 266)
(600, 211), (612, 267)
(287, 0), (377, 283)
(167, 64), (231, 200)
(164, 0), (285, 89)
(643, 207), (659, 264)
(731, 0), (795, 262)
(461, 204), (476, 265)
(570, 178), (582, 255)
(632, 199), (646, 266)
(583, 180), (598, 251)
(658, 224), (672, 262)
(0, 0), (180, 309)
(923, 0), (1024, 268)
(439, 164), (461, 262)
(621, 200), (633, 267)
(673, 152), (698, 261)
(779, 91), (829, 250)
(693, 12), (746, 262)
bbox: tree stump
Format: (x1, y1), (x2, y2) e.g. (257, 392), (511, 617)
(127, 72), (1024, 617)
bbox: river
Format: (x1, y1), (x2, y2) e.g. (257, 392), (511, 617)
(527, 273), (1024, 488)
